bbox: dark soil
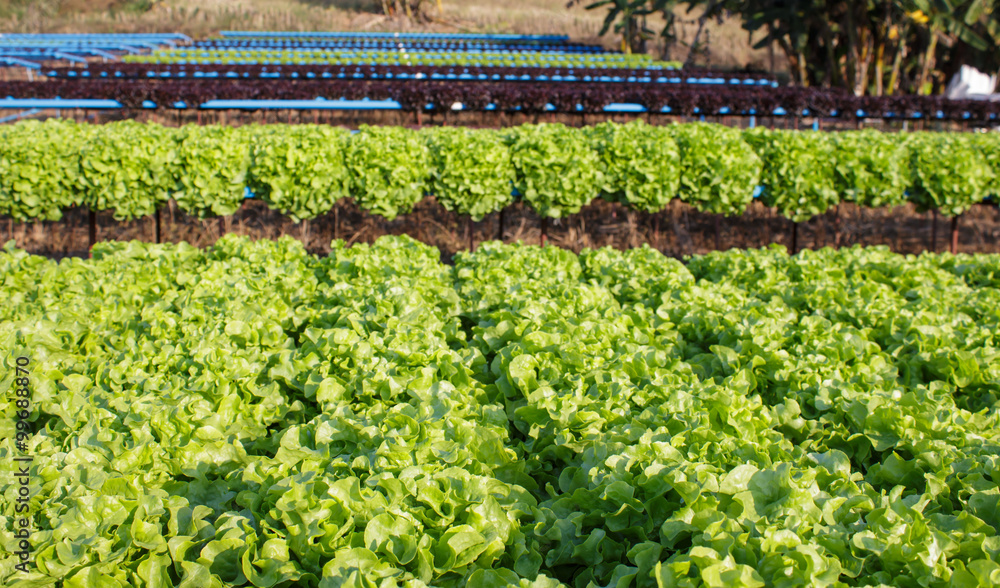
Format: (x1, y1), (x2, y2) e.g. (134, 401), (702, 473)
(6, 197), (999, 263)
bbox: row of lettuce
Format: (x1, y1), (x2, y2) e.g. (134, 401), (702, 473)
(124, 48), (682, 69)
(2, 235), (1000, 587)
(1, 119), (998, 225)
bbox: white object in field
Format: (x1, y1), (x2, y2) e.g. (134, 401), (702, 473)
(945, 65), (997, 99)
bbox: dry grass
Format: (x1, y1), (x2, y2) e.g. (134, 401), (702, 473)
(0, 0), (777, 71)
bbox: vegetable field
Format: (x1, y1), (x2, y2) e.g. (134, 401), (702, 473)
(2, 236), (999, 587)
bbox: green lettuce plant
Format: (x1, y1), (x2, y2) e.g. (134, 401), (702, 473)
(249, 124), (351, 222)
(174, 124), (254, 218)
(670, 122), (761, 216)
(423, 126), (515, 221)
(0, 119), (92, 221)
(830, 129), (910, 208)
(908, 132), (992, 216)
(586, 119), (680, 213)
(345, 125), (430, 220)
(507, 123), (602, 218)
(744, 127), (840, 221)
(971, 131), (1000, 201)
(79, 120), (180, 221)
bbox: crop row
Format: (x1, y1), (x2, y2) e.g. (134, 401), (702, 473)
(3, 79), (996, 121)
(192, 39), (608, 53)
(2, 235), (999, 587)
(124, 48), (680, 69)
(47, 63), (775, 84)
(2, 119), (997, 225)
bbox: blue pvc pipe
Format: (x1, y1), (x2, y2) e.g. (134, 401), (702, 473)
(604, 103), (646, 113)
(0, 98), (122, 109)
(2, 33), (188, 41)
(0, 108), (41, 123)
(0, 57), (41, 69)
(0, 50), (88, 62)
(200, 98), (402, 110)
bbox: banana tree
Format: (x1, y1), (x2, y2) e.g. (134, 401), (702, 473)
(899, 0), (990, 93)
(937, 0), (998, 89)
(569, 0), (658, 53)
(655, 0), (683, 60)
(739, 0), (827, 86)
